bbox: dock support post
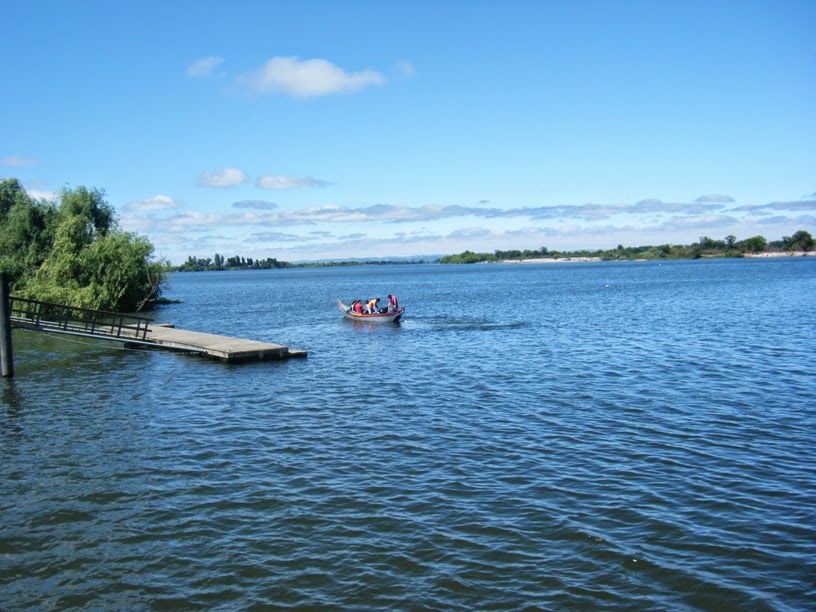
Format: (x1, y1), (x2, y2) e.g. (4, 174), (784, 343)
(1, 273), (14, 378)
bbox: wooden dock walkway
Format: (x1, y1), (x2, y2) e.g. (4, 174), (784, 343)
(9, 296), (307, 363)
(138, 324), (307, 362)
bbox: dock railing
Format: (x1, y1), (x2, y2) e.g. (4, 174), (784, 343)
(9, 296), (152, 341)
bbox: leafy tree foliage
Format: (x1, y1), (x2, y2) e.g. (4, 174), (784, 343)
(177, 254), (291, 271)
(0, 179), (59, 285)
(439, 250), (498, 264)
(782, 230), (813, 252)
(699, 236), (727, 250)
(736, 235), (767, 253)
(0, 179), (167, 312)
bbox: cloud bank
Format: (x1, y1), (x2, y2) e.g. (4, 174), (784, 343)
(119, 190), (815, 264)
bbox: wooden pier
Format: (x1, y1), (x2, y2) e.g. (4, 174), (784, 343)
(137, 324), (307, 362)
(8, 296), (306, 364)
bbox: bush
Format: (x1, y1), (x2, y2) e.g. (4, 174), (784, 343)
(1, 179), (167, 312)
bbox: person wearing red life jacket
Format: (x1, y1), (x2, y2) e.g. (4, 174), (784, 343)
(387, 294), (399, 312)
(353, 300), (364, 314)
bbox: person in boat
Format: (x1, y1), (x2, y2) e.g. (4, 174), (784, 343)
(365, 297), (380, 314)
(353, 300), (364, 314)
(347, 300), (357, 313)
(387, 294), (399, 312)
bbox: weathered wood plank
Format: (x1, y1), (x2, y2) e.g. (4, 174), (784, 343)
(144, 325), (305, 362)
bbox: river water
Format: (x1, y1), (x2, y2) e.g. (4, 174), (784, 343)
(2, 258), (815, 610)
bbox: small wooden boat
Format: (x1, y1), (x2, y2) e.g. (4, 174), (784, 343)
(337, 299), (405, 323)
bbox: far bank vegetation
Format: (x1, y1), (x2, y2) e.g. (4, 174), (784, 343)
(439, 231), (814, 264)
(177, 254), (292, 271)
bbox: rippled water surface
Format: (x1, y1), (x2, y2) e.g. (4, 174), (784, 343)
(2, 258), (815, 610)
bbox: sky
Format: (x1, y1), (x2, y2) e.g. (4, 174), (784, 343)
(2, 0), (814, 264)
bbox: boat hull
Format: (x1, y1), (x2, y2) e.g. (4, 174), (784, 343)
(337, 300), (404, 323)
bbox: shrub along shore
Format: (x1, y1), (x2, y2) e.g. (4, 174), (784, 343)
(1, 179), (167, 312)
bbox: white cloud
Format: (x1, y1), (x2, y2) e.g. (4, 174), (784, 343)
(256, 175), (329, 190)
(251, 231), (305, 242)
(26, 188), (57, 201)
(630, 199), (724, 215)
(163, 210), (226, 231)
(450, 227), (492, 238)
(0, 156), (38, 167)
(396, 61), (416, 77)
(695, 194), (735, 203)
(656, 214), (739, 231)
(233, 200), (278, 210)
(187, 56), (225, 78)
(126, 194), (180, 211)
(198, 167), (250, 188)
(756, 214), (816, 226)
(761, 200), (816, 211)
(237, 56), (385, 98)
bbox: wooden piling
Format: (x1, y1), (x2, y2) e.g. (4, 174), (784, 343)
(1, 273), (14, 378)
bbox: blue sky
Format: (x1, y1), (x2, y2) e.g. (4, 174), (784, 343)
(2, 0), (814, 264)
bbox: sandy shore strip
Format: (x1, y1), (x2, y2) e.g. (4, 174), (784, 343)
(496, 252), (814, 264)
(497, 257), (601, 264)
(743, 252), (815, 258)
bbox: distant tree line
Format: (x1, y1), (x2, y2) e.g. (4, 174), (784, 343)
(176, 254), (292, 271)
(0, 178), (167, 312)
(439, 230), (814, 264)
(175, 255), (438, 271)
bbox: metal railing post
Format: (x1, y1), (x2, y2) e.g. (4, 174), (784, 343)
(6, 296), (153, 342)
(1, 273), (14, 378)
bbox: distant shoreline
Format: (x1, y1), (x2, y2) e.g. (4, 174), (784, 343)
(495, 252), (815, 264)
(742, 251), (816, 258)
(171, 251), (816, 271)
(497, 257), (601, 264)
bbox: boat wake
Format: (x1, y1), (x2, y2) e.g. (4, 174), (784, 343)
(406, 317), (528, 331)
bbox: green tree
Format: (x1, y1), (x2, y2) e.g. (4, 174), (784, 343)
(782, 230), (813, 251)
(2, 180), (167, 312)
(58, 185), (114, 237)
(440, 250), (496, 264)
(737, 235), (767, 253)
(0, 181), (59, 287)
(1, 177), (28, 216)
(699, 236), (726, 251)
